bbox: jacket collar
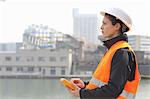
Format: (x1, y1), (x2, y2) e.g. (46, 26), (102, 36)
(103, 34), (128, 49)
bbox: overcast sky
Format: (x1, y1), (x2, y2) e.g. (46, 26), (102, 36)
(0, 0), (150, 42)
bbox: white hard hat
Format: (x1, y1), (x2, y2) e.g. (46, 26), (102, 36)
(100, 7), (132, 31)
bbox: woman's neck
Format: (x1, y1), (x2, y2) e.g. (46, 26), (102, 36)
(105, 33), (121, 40)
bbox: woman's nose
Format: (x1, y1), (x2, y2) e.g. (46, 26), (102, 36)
(100, 25), (103, 30)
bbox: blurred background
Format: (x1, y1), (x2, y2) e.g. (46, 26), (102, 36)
(0, 0), (150, 99)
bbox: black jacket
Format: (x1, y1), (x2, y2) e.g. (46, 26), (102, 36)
(80, 34), (136, 99)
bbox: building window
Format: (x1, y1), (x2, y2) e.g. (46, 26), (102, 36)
(42, 69), (45, 75)
(16, 56), (21, 61)
(61, 67), (65, 75)
(38, 57), (45, 62)
(50, 67), (56, 75)
(39, 67), (41, 71)
(6, 67), (12, 71)
(27, 56), (34, 62)
(17, 67), (23, 71)
(5, 56), (12, 61)
(60, 57), (66, 62)
(28, 67), (34, 72)
(49, 57), (56, 62)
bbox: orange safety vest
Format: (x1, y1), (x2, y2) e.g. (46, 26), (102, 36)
(86, 41), (140, 99)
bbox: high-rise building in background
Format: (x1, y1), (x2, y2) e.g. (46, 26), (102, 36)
(128, 35), (150, 51)
(73, 8), (99, 45)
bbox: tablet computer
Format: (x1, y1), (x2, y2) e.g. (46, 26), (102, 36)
(60, 78), (77, 91)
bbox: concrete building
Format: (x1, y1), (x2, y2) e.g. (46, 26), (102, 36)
(0, 42), (22, 52)
(0, 24), (87, 77)
(75, 50), (103, 75)
(73, 8), (99, 44)
(128, 35), (150, 51)
(0, 49), (72, 78)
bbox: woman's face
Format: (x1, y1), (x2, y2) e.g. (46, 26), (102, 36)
(100, 16), (120, 39)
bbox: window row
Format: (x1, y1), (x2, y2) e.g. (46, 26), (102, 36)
(0, 67), (66, 75)
(0, 67), (39, 72)
(3, 56), (67, 62)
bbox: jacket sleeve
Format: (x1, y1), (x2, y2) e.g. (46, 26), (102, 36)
(80, 48), (135, 99)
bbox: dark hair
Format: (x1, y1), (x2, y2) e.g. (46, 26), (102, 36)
(105, 13), (129, 33)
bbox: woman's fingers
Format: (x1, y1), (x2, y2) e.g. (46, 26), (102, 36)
(71, 78), (85, 88)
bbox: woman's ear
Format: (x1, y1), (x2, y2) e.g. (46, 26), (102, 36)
(115, 23), (121, 30)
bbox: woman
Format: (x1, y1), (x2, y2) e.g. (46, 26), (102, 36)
(68, 7), (140, 99)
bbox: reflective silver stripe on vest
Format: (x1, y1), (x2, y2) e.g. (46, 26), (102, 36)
(90, 77), (107, 88)
(120, 90), (135, 99)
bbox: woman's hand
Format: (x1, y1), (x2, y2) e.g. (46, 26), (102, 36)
(71, 78), (85, 88)
(66, 78), (85, 97)
(69, 84), (80, 97)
